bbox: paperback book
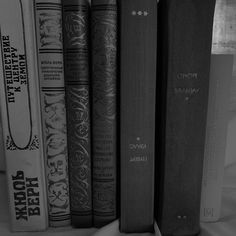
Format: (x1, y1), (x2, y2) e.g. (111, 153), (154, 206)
(201, 54), (233, 222)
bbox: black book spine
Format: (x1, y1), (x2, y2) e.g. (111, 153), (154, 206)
(91, 0), (117, 227)
(156, 0), (216, 235)
(62, 0), (92, 227)
(120, 0), (157, 233)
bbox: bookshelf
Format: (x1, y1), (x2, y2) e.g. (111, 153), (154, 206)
(0, 0), (236, 235)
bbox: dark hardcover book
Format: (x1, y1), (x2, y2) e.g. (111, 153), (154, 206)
(62, 0), (92, 227)
(120, 0), (158, 233)
(156, 0), (216, 235)
(91, 0), (118, 228)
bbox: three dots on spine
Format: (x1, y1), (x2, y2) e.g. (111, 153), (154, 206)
(132, 11), (149, 16)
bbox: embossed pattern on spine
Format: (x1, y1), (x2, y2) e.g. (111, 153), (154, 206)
(62, 0), (92, 227)
(35, 0), (70, 226)
(91, 0), (117, 227)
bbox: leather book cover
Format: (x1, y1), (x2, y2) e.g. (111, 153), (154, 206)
(91, 0), (118, 228)
(120, 0), (157, 233)
(35, 0), (71, 227)
(156, 0), (216, 235)
(62, 0), (92, 227)
(200, 55), (233, 222)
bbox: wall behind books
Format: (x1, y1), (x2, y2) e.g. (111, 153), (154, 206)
(225, 58), (236, 167)
(212, 0), (236, 167)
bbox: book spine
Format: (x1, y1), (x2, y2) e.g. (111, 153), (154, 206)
(157, 0), (216, 235)
(120, 0), (157, 233)
(91, 0), (117, 227)
(200, 55), (233, 222)
(34, 0), (71, 226)
(0, 0), (48, 231)
(62, 0), (92, 227)
(0, 104), (5, 171)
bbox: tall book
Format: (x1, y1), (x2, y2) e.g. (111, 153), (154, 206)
(62, 0), (92, 227)
(91, 0), (117, 227)
(156, 0), (216, 235)
(200, 55), (233, 222)
(0, 0), (48, 231)
(34, 0), (71, 226)
(120, 0), (157, 233)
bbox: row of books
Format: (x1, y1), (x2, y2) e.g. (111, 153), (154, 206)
(0, 0), (233, 235)
(0, 0), (117, 231)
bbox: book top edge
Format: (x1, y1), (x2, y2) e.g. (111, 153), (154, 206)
(91, 0), (117, 6)
(62, 0), (89, 6)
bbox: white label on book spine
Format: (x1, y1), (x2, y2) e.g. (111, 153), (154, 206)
(0, 0), (48, 231)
